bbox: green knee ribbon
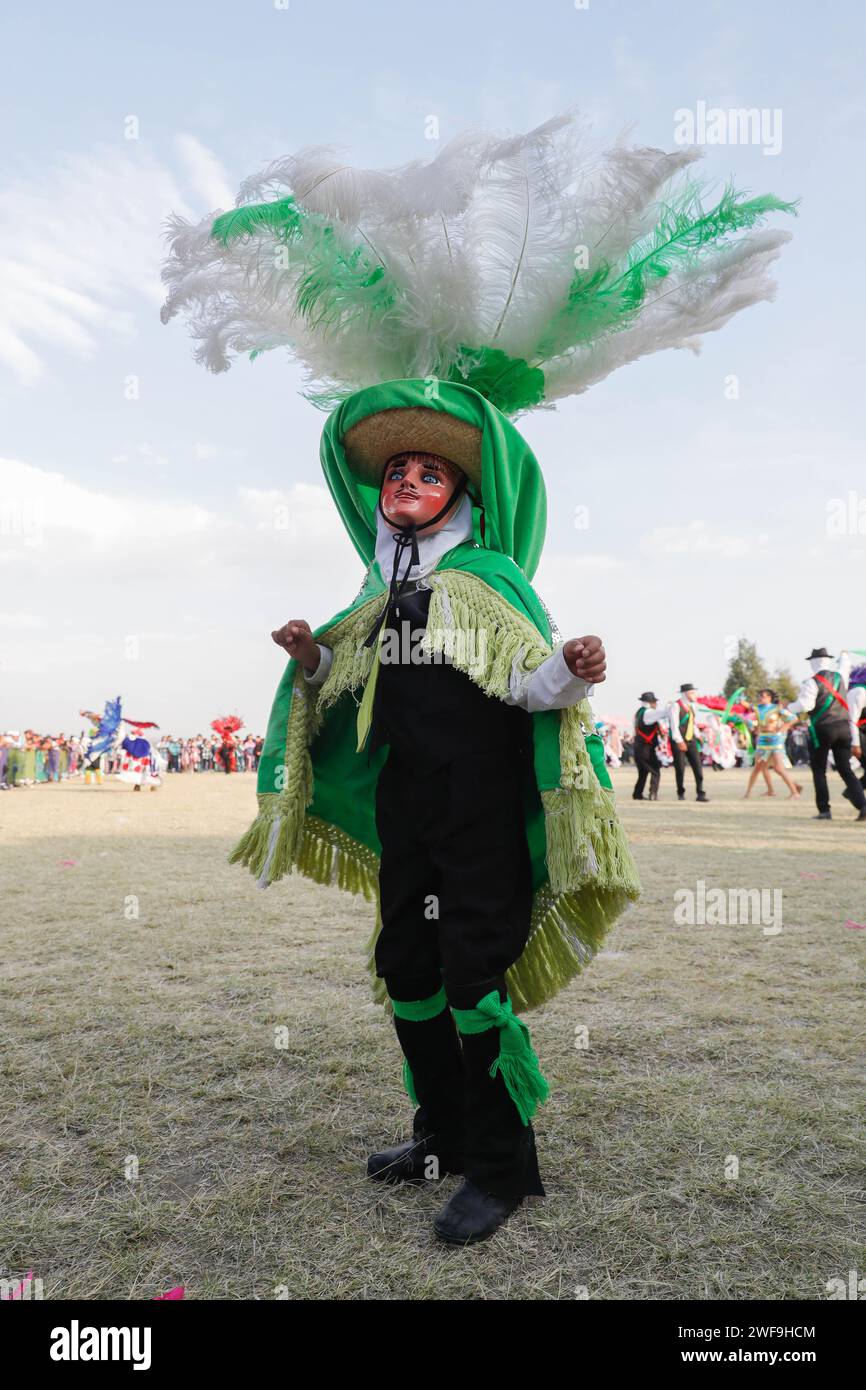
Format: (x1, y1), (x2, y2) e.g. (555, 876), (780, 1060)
(389, 986), (449, 1106)
(452, 991), (549, 1126)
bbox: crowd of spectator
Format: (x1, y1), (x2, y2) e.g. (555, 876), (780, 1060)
(0, 730), (264, 787)
(155, 734), (263, 773)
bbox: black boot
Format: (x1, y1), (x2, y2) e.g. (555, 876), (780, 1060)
(434, 1179), (522, 1244)
(814, 810), (832, 820)
(696, 790), (709, 802)
(367, 1133), (461, 1184)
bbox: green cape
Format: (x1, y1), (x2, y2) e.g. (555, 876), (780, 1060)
(232, 380), (640, 1011)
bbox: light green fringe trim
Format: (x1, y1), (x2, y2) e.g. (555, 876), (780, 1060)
(230, 570), (640, 1013)
(228, 594), (384, 886)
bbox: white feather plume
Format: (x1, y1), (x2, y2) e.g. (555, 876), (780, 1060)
(160, 111), (796, 412)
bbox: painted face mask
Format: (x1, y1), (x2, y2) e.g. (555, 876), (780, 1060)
(365, 451), (469, 651)
(379, 452), (466, 532)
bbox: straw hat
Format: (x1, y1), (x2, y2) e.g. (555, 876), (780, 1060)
(342, 407), (483, 492)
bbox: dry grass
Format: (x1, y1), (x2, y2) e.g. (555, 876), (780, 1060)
(1, 767), (864, 1300)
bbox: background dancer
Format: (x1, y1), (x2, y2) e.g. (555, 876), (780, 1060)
(784, 648), (866, 821)
(743, 689), (802, 799)
(843, 662), (866, 806)
(632, 692), (666, 800)
(667, 684), (709, 803)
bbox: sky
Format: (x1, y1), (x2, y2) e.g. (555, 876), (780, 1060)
(1, 0), (864, 732)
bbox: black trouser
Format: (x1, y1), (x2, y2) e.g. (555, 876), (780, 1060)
(374, 744), (543, 1199)
(809, 731), (866, 813)
(672, 737), (704, 796)
(633, 740), (661, 799)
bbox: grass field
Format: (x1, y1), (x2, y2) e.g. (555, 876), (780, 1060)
(1, 767), (864, 1300)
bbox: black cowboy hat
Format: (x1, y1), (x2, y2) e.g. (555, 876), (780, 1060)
(638, 691), (657, 703)
(679, 682), (696, 693)
(804, 647), (833, 660)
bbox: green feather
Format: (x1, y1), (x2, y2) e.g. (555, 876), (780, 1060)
(211, 197), (303, 246)
(446, 346), (545, 415)
(212, 196), (401, 346)
(294, 227), (398, 335)
(615, 185), (799, 310)
(538, 183), (798, 361)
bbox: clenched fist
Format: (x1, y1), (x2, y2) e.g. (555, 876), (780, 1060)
(271, 619), (321, 673)
(562, 635), (606, 684)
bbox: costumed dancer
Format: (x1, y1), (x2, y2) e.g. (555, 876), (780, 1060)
(784, 648), (866, 821)
(632, 692), (666, 800)
(667, 684), (709, 802)
(845, 664), (866, 803)
(161, 112), (794, 1242)
(743, 689), (801, 799)
(80, 698), (123, 784)
(705, 715), (737, 771)
(212, 716), (243, 773)
(118, 720), (162, 791)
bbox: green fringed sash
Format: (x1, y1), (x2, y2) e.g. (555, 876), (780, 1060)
(230, 564), (640, 1013)
(452, 991), (549, 1126)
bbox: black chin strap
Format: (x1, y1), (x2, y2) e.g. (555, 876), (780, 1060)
(363, 469), (468, 649)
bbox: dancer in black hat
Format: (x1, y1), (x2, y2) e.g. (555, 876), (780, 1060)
(783, 648), (866, 821)
(633, 692), (666, 800)
(666, 684), (709, 803)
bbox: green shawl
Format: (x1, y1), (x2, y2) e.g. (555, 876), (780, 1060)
(231, 380), (640, 1012)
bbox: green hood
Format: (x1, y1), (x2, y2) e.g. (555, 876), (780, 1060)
(320, 379), (547, 580)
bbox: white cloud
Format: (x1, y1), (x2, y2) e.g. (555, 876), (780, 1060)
(0, 138), (231, 384)
(639, 520), (770, 560)
(0, 455), (358, 730)
(175, 134), (236, 212)
(0, 613), (45, 628)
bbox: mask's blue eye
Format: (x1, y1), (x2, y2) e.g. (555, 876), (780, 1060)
(422, 473), (442, 485)
(387, 467), (405, 480)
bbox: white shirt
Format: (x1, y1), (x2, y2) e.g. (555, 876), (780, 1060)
(785, 652), (852, 716)
(666, 696), (697, 744)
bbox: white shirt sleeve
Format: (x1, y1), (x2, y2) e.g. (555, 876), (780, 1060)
(302, 643), (333, 688)
(667, 701), (683, 742)
(504, 645), (593, 713)
(786, 676), (818, 716)
(642, 707), (667, 727)
(849, 685), (866, 744)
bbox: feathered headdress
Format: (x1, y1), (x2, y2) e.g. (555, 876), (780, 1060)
(160, 112), (796, 416)
(211, 715), (243, 737)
